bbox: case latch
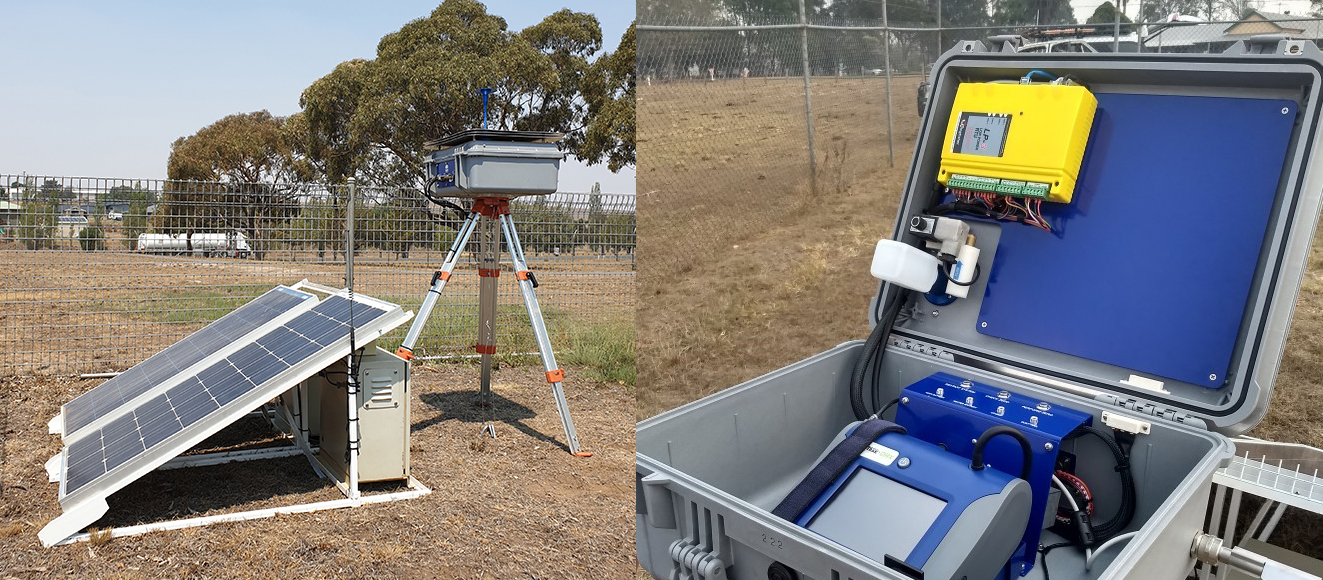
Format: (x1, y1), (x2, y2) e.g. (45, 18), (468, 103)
(1224, 35), (1321, 56)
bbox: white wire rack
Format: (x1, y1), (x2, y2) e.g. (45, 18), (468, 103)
(1216, 440), (1323, 511)
(1201, 439), (1323, 580)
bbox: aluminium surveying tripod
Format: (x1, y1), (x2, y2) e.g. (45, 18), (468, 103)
(395, 197), (590, 457)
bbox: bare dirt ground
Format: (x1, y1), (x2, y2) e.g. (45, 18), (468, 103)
(0, 363), (635, 579)
(636, 76), (1323, 556)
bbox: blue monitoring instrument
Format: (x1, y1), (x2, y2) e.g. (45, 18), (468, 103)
(432, 157), (458, 189)
(896, 373), (1092, 576)
(976, 93), (1296, 388)
(785, 421), (1033, 580)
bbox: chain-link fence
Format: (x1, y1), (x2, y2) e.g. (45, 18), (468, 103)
(638, 13), (1323, 277)
(0, 175), (635, 375)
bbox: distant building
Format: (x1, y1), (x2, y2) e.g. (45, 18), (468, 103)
(1144, 10), (1323, 52)
(57, 214), (89, 238)
(0, 201), (19, 228)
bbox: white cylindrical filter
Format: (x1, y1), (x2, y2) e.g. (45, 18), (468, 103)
(946, 243), (982, 299)
(870, 239), (941, 293)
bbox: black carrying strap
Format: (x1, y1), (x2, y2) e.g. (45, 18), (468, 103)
(772, 419), (908, 521)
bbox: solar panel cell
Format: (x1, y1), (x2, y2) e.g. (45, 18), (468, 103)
(195, 360), (233, 389)
(348, 307), (387, 328)
(66, 433), (102, 468)
(171, 390), (219, 426)
(140, 414), (182, 450)
(317, 296), (353, 322)
(229, 344), (267, 366)
(242, 353), (288, 386)
(100, 414), (138, 445)
(133, 395), (173, 426)
(289, 312), (336, 333)
(64, 433), (105, 492)
(142, 359), (177, 387)
(207, 369), (253, 407)
(186, 328), (229, 353)
(264, 334), (317, 363)
(164, 344), (199, 369)
(103, 432), (145, 471)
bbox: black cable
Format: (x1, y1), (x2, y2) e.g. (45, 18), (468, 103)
(1066, 425), (1136, 542)
(970, 425), (1033, 481)
(939, 261), (981, 287)
(850, 288), (909, 420)
(1039, 541), (1074, 580)
(872, 398), (900, 420)
(421, 178), (468, 218)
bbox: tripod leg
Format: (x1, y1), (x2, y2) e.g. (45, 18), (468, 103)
(396, 211), (480, 360)
(499, 214), (590, 457)
(476, 215), (501, 407)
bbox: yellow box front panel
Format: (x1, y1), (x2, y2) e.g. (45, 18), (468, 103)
(937, 82), (1097, 203)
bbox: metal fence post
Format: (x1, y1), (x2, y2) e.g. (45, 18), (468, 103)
(883, 0), (895, 167)
(798, 0), (818, 196)
(346, 177), (355, 290)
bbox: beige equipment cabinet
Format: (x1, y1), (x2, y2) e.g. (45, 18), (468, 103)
(278, 340), (411, 483)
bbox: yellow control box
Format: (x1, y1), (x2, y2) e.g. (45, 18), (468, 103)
(937, 82), (1097, 203)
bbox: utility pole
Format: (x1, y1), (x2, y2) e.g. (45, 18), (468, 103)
(936, 0), (943, 62)
(1115, 0), (1124, 52)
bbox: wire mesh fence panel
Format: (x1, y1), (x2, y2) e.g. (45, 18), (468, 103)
(637, 23), (813, 277)
(0, 175), (634, 375)
(638, 14), (1323, 286)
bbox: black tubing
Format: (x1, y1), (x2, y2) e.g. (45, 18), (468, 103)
(1068, 425), (1135, 542)
(850, 290), (907, 420)
(970, 425), (1033, 481)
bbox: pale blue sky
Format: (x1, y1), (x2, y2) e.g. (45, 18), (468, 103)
(0, 1), (635, 194)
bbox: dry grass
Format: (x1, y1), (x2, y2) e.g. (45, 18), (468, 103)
(638, 76), (925, 416)
(0, 240), (634, 375)
(86, 528), (113, 547)
(0, 363), (635, 578)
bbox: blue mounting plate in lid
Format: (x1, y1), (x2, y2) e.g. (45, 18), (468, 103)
(975, 92), (1297, 389)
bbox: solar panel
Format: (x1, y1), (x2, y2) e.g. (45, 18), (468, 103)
(61, 287), (313, 435)
(59, 292), (400, 497)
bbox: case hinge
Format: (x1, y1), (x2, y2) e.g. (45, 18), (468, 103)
(1097, 394), (1208, 430)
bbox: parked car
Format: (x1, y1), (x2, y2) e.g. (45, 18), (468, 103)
(107, 211), (123, 221)
(1018, 39), (1100, 53)
(916, 40), (1098, 116)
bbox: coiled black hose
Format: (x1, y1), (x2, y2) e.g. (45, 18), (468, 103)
(849, 289), (908, 420)
(970, 425), (1033, 480)
(1068, 425), (1135, 542)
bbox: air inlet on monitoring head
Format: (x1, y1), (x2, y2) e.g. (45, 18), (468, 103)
(479, 87), (493, 130)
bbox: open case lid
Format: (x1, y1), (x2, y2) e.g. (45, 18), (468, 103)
(873, 37), (1323, 436)
(423, 129), (563, 150)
